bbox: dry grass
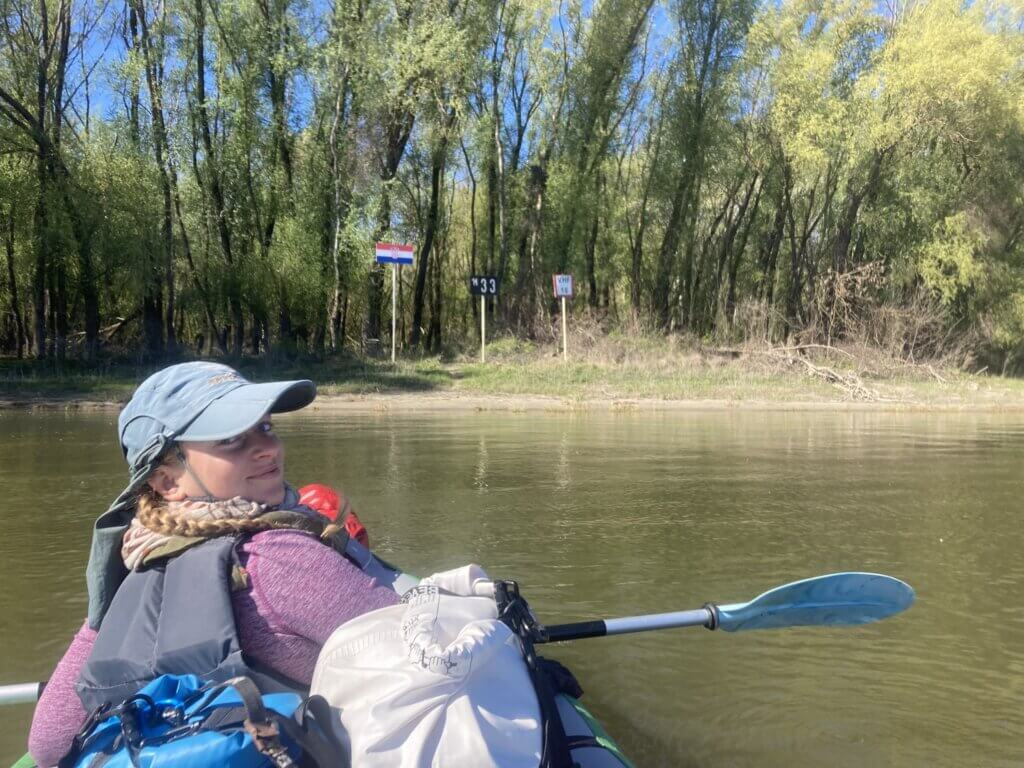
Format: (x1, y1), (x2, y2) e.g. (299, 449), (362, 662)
(4, 322), (1024, 408)
(454, 318), (1024, 406)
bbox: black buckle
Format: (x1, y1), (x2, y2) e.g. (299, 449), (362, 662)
(495, 580), (548, 646)
(244, 719), (296, 768)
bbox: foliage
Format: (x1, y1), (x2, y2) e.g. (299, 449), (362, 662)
(0, 0), (1023, 370)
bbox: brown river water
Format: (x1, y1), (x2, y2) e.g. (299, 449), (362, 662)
(0, 407), (1021, 766)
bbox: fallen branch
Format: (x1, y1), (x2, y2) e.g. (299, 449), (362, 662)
(67, 313), (140, 345)
(772, 344), (856, 360)
(709, 344), (855, 361)
(926, 364), (947, 384)
(773, 353), (896, 402)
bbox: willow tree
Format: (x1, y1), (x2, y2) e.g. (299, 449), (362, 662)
(650, 0), (756, 331)
(865, 0), (1024, 357)
(352, 0), (482, 351)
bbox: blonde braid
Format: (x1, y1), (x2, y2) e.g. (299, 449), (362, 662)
(320, 522), (345, 542)
(135, 490), (300, 538)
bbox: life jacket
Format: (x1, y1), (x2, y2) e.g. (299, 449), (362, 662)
(77, 536), (297, 712)
(77, 513), (417, 713)
(298, 484), (369, 548)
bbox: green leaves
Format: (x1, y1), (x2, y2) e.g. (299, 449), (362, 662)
(917, 213), (987, 306)
(2, 0), (1024, 363)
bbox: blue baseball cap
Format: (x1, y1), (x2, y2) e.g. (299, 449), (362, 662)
(118, 362), (316, 470)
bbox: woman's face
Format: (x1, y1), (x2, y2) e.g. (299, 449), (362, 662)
(149, 416), (286, 506)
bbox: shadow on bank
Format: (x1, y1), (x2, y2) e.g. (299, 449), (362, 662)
(0, 354), (455, 405)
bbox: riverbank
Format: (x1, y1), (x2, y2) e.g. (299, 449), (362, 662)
(3, 337), (1024, 411)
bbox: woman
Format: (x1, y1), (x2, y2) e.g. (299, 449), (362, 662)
(28, 362), (402, 767)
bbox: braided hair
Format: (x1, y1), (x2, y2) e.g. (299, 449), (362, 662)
(136, 471), (344, 544)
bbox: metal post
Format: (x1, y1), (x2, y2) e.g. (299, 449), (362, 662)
(391, 264), (397, 363)
(481, 295), (486, 363)
(561, 295), (568, 362)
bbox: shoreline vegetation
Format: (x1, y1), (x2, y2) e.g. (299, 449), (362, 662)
(4, 334), (1024, 412)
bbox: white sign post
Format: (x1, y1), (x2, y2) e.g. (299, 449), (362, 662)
(469, 276), (499, 363)
(375, 242), (414, 362)
(552, 274), (574, 362)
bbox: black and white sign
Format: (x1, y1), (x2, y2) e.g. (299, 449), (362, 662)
(469, 275), (500, 296)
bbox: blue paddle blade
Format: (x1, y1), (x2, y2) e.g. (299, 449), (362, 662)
(716, 572), (915, 632)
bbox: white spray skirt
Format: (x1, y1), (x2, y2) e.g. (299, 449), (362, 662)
(310, 566), (543, 768)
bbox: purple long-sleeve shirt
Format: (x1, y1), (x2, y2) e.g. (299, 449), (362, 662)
(28, 530), (399, 767)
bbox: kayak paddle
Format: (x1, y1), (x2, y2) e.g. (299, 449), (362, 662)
(0, 572), (914, 706)
(538, 572), (915, 642)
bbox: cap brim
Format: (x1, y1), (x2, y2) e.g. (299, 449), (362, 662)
(176, 379), (316, 442)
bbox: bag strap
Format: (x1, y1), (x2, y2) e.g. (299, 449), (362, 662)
(495, 581), (576, 768)
(276, 695), (349, 768)
(211, 677), (296, 768)
(205, 679), (343, 768)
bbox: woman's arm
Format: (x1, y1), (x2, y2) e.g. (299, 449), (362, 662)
(28, 621), (95, 768)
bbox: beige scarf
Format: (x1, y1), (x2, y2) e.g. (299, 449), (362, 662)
(121, 496), (268, 571)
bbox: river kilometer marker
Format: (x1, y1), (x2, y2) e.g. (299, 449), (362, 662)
(552, 274), (574, 362)
(469, 276), (500, 362)
(375, 242), (414, 362)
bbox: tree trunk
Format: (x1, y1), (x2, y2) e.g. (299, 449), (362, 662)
(460, 138), (478, 326)
(366, 188), (390, 353)
(54, 257), (67, 362)
(249, 310), (263, 356)
(712, 174), (757, 325)
(365, 109), (414, 350)
(584, 174), (601, 310)
(653, 172), (691, 331)
(583, 220), (598, 312)
(725, 179), (763, 322)
(340, 292), (349, 351)
(832, 150), (885, 274)
(486, 159), (496, 274)
(514, 164), (548, 333)
(69, 210), (100, 362)
(411, 142), (446, 348)
(327, 74), (353, 352)
(4, 211), (25, 358)
(759, 181), (787, 312)
(127, 3), (142, 146)
(427, 233), (444, 352)
(133, 0), (177, 357)
(32, 45), (49, 360)
(193, 0), (242, 355)
(276, 280), (297, 359)
(45, 264), (55, 359)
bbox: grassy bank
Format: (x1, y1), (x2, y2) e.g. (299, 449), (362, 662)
(3, 334), (1024, 409)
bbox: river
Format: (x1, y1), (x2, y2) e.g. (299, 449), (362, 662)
(0, 407), (1021, 766)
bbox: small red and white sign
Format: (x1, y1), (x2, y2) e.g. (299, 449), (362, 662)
(375, 242), (414, 265)
(552, 274), (574, 298)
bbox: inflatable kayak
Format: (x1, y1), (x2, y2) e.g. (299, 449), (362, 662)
(558, 694), (635, 767)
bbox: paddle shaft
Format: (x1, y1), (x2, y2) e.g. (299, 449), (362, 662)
(0, 682), (42, 706)
(0, 572), (913, 704)
(541, 606), (716, 642)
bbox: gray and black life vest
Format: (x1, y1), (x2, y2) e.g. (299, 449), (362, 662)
(77, 529), (418, 713)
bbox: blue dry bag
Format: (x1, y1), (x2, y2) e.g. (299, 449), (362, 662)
(59, 674), (343, 768)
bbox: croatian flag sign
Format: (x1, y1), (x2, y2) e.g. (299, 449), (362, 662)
(375, 242), (415, 265)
